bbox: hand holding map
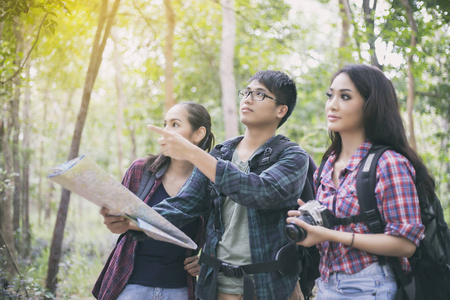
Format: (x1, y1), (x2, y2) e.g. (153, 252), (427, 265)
(47, 155), (197, 249)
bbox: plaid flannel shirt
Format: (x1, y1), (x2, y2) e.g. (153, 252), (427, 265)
(92, 158), (203, 300)
(154, 135), (309, 300)
(315, 141), (425, 281)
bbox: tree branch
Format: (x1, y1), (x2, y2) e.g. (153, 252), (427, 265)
(0, 13), (49, 86)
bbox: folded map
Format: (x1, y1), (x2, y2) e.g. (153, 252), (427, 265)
(47, 155), (197, 249)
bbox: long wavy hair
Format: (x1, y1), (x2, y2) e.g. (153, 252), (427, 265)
(323, 64), (435, 200)
(145, 102), (215, 173)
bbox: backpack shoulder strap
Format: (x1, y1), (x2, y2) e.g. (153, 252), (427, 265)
(250, 135), (297, 169)
(315, 159), (327, 193)
(316, 146), (391, 231)
(300, 154), (317, 201)
(209, 136), (244, 161)
(356, 145), (392, 234)
(136, 169), (156, 200)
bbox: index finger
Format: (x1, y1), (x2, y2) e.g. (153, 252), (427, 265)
(100, 207), (109, 216)
(147, 124), (168, 136)
(287, 209), (301, 217)
(184, 256), (198, 264)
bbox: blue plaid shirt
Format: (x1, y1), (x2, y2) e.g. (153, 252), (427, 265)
(154, 135), (309, 300)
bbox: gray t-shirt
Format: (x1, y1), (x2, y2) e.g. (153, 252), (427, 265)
(216, 147), (262, 294)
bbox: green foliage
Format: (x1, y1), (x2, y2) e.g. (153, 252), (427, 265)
(0, 269), (53, 299)
(0, 0), (31, 21)
(0, 0), (68, 34)
(0, 37), (17, 99)
(1, 0), (449, 298)
(0, 201), (115, 298)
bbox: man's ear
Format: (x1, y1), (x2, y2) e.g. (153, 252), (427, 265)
(194, 126), (206, 145)
(276, 105), (288, 120)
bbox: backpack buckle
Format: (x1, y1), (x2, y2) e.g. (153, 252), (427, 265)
(220, 263), (243, 278)
(365, 209), (384, 233)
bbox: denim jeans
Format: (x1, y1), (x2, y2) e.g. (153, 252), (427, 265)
(315, 262), (397, 300)
(116, 284), (188, 300)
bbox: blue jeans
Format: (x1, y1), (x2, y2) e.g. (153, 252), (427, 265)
(116, 284), (188, 300)
(316, 262), (397, 300)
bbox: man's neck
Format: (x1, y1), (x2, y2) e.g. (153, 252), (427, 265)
(236, 126), (277, 161)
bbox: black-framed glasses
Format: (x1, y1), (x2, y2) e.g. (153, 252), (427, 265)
(238, 89), (284, 104)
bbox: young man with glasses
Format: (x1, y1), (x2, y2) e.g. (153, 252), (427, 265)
(147, 70), (311, 300)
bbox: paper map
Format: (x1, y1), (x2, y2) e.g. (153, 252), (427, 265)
(47, 155), (197, 249)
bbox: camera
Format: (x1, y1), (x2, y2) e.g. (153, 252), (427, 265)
(284, 200), (336, 243)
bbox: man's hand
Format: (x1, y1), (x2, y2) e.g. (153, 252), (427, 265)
(147, 125), (196, 161)
(184, 255), (201, 277)
(147, 124), (218, 182)
(100, 207), (131, 234)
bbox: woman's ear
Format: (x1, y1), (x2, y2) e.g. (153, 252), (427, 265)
(194, 126), (206, 145)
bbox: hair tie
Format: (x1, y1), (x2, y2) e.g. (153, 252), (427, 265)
(350, 232), (355, 248)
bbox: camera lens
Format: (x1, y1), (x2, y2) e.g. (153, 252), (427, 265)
(284, 223), (307, 243)
(284, 214), (316, 243)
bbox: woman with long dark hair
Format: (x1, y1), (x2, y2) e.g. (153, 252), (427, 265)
(92, 102), (215, 300)
(287, 64), (433, 299)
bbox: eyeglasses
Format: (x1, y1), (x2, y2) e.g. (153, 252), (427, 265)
(237, 89), (284, 104)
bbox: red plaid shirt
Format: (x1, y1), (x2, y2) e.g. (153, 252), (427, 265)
(315, 141), (425, 281)
(92, 158), (204, 299)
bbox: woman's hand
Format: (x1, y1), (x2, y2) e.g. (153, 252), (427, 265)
(286, 200), (417, 257)
(287, 198), (306, 218)
(100, 207), (131, 234)
(286, 198), (332, 247)
(184, 255), (201, 277)
(286, 215), (333, 247)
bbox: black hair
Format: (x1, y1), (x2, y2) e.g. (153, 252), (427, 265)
(249, 70), (297, 127)
(145, 102), (215, 173)
(323, 64), (435, 200)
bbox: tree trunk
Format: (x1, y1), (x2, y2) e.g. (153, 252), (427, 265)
(21, 62), (31, 258)
(37, 91), (49, 226)
(401, 0), (418, 151)
(111, 27), (125, 177)
(128, 124), (137, 161)
(55, 91), (75, 148)
(12, 18), (23, 248)
(164, 0), (176, 113)
(362, 0), (382, 69)
(338, 0), (351, 66)
(442, 121), (449, 213)
(0, 21), (4, 41)
(0, 113), (18, 279)
(220, 0), (239, 138)
(45, 0), (121, 295)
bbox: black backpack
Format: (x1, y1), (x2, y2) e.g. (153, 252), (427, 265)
(317, 145), (450, 300)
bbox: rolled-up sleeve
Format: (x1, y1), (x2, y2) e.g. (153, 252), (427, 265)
(376, 151), (425, 246)
(213, 146), (309, 209)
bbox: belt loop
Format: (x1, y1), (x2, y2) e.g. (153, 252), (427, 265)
(381, 263), (389, 279)
(333, 271), (338, 282)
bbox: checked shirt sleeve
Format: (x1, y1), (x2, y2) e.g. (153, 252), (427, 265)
(213, 146), (308, 209)
(154, 167), (210, 228)
(376, 151), (425, 246)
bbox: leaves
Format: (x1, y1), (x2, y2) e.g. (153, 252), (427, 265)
(0, 0), (449, 296)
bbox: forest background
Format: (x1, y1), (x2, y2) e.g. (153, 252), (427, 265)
(1, 0), (449, 298)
